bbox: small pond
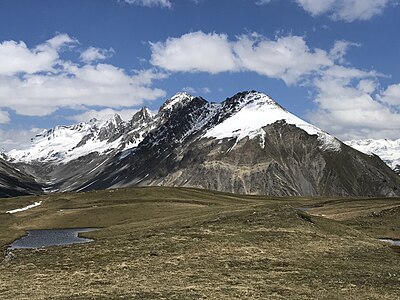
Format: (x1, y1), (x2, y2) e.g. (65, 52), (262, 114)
(9, 228), (98, 249)
(380, 239), (400, 246)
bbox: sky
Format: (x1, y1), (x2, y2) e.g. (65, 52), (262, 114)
(0, 0), (400, 150)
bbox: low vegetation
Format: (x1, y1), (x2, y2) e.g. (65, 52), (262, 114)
(0, 187), (399, 299)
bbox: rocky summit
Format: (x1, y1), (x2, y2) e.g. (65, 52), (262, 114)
(2, 91), (400, 197)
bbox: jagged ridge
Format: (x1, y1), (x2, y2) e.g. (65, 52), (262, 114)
(2, 91), (400, 197)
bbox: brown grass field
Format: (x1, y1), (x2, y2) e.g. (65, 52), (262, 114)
(0, 187), (399, 299)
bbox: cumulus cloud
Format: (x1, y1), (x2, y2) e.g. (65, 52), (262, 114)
(0, 33), (76, 76)
(0, 34), (166, 117)
(151, 31), (333, 85)
(151, 32), (237, 74)
(121, 0), (172, 8)
(233, 34), (332, 85)
(380, 83), (400, 106)
(308, 70), (400, 140)
(80, 46), (115, 63)
(295, 0), (393, 22)
(0, 110), (9, 124)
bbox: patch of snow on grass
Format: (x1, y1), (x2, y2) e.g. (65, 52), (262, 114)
(6, 201), (42, 214)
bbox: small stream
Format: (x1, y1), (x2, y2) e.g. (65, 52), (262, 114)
(9, 228), (97, 249)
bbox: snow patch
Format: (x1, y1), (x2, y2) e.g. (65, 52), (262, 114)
(160, 92), (194, 111)
(204, 92), (341, 152)
(345, 139), (400, 170)
(6, 201), (42, 214)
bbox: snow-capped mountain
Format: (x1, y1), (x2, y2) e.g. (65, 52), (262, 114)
(345, 139), (400, 175)
(203, 91), (341, 152)
(2, 91), (400, 197)
(7, 109), (155, 164)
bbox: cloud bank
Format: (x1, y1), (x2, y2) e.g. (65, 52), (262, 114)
(151, 32), (333, 85)
(0, 34), (166, 117)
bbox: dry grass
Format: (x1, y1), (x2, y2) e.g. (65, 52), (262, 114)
(0, 188), (399, 299)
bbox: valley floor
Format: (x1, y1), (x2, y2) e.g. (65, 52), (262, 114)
(0, 187), (399, 299)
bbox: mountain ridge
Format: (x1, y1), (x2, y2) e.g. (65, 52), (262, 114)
(2, 90), (400, 197)
(345, 139), (400, 175)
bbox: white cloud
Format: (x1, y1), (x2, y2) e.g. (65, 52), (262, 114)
(322, 65), (377, 79)
(0, 128), (44, 151)
(151, 31), (333, 84)
(358, 79), (377, 94)
(122, 0), (172, 8)
(46, 33), (77, 49)
(182, 86), (212, 94)
(329, 40), (360, 63)
(234, 34), (332, 85)
(0, 34), (166, 117)
(308, 73), (400, 140)
(380, 83), (400, 106)
(151, 32), (237, 74)
(80, 47), (115, 63)
(69, 108), (139, 123)
(0, 110), (9, 124)
(295, 0), (393, 22)
(0, 33), (76, 76)
(295, 0), (337, 15)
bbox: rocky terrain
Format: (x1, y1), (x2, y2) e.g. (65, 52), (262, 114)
(0, 155), (42, 198)
(2, 91), (400, 197)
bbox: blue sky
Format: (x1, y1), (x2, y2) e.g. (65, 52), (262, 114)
(0, 0), (400, 150)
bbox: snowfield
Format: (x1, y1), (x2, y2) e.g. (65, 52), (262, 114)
(6, 201), (42, 214)
(345, 139), (400, 171)
(204, 92), (341, 151)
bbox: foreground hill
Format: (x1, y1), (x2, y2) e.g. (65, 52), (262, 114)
(1, 187), (399, 299)
(4, 91), (400, 197)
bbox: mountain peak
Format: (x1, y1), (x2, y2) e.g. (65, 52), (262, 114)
(131, 107), (154, 124)
(206, 90), (341, 152)
(102, 114), (123, 126)
(159, 92), (195, 112)
(222, 90), (278, 111)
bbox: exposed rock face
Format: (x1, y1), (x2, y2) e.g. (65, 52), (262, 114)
(0, 157), (42, 197)
(3, 91), (400, 197)
(166, 123), (399, 196)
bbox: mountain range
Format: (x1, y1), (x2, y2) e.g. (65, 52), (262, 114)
(344, 139), (400, 175)
(2, 91), (399, 197)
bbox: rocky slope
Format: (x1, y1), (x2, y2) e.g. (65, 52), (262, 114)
(0, 155), (42, 198)
(3, 91), (400, 197)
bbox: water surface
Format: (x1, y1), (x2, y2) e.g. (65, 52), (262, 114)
(9, 228), (97, 249)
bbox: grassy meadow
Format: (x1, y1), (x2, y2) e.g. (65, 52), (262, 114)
(0, 187), (399, 299)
